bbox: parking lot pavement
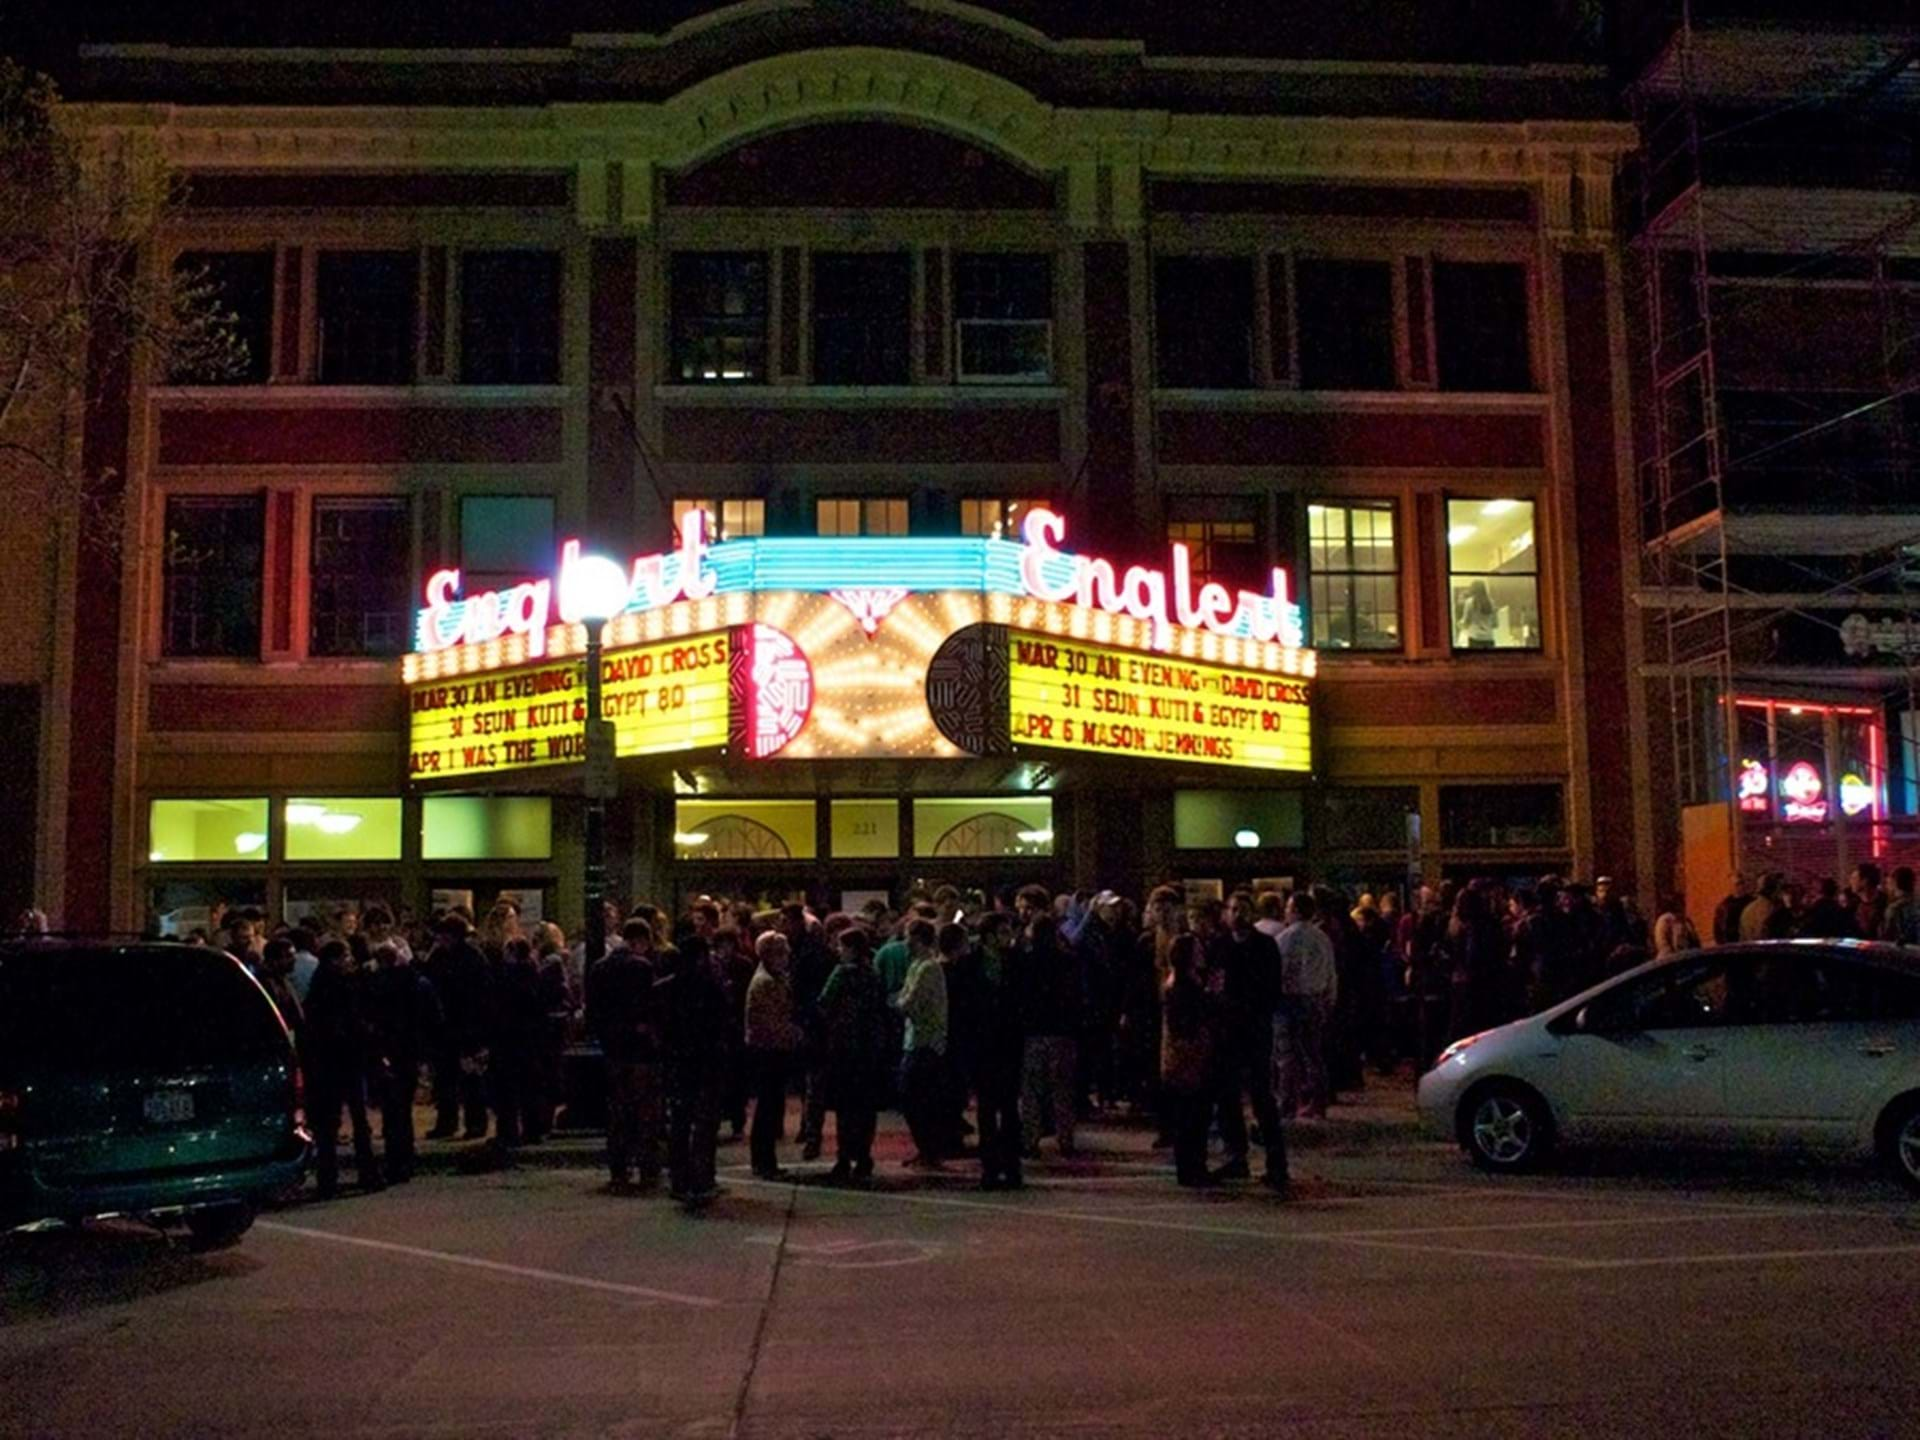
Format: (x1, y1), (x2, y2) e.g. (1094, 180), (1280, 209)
(9, 1104), (1920, 1439)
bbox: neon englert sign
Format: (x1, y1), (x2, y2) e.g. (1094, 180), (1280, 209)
(414, 506), (1303, 657)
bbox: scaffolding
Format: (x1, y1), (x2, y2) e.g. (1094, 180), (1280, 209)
(1627, 1), (1920, 892)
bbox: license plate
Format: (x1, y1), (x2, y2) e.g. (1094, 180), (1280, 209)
(142, 1089), (195, 1124)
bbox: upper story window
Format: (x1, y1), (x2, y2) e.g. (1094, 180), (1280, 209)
(460, 251), (561, 385)
(671, 252), (768, 384)
(460, 494), (555, 593)
(309, 497), (411, 658)
(169, 251), (273, 385)
(954, 253), (1052, 383)
(1307, 501), (1400, 651)
(1434, 261), (1533, 392)
(317, 251), (417, 385)
(1154, 256), (1255, 389)
(813, 253), (910, 385)
(818, 497), (909, 537)
(959, 497), (1043, 538)
(1447, 497), (1540, 651)
(1166, 499), (1260, 586)
(673, 497), (765, 542)
(1296, 259), (1396, 390)
(162, 494), (264, 658)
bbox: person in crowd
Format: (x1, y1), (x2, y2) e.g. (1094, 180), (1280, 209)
(304, 939), (382, 1199)
(256, 937), (306, 1037)
(715, 925), (757, 1143)
(489, 936), (549, 1149)
(1712, 874), (1753, 946)
(288, 926), (320, 1003)
(1853, 864), (1888, 942)
(369, 940), (441, 1184)
(1014, 912), (1080, 1158)
(1739, 872), (1791, 942)
(479, 896), (523, 960)
(1275, 891), (1337, 1121)
(1594, 877), (1648, 956)
(973, 912), (1026, 1191)
(1558, 883), (1608, 998)
(424, 912), (494, 1141)
(818, 926), (888, 1185)
(1117, 894), (1169, 1124)
(1798, 878), (1854, 939)
(1205, 893), (1287, 1189)
(658, 935), (732, 1206)
(1317, 884), (1377, 1095)
(1161, 933), (1222, 1189)
(528, 924), (573, 1136)
(1884, 867), (1920, 945)
(938, 921), (984, 1154)
(363, 905), (412, 965)
(744, 931), (803, 1181)
(587, 917), (663, 1194)
(783, 904), (835, 1163)
(1066, 892), (1119, 1118)
(893, 918), (951, 1170)
(1445, 885), (1512, 1042)
(1652, 898), (1702, 957)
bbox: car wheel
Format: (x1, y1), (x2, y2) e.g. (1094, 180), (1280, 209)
(183, 1202), (255, 1253)
(1460, 1082), (1552, 1173)
(1879, 1097), (1920, 1195)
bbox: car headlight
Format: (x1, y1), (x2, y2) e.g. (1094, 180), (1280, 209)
(1433, 1032), (1486, 1067)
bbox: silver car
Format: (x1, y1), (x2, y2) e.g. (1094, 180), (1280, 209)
(1417, 939), (1920, 1191)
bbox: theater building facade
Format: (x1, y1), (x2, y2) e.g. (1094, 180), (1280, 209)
(43, 8), (1641, 934)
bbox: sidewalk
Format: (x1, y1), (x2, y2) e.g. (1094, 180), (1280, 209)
(381, 1070), (1423, 1179)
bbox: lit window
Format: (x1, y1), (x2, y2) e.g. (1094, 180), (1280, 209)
(1173, 791), (1304, 850)
(1307, 501), (1400, 650)
(674, 799), (817, 860)
(1446, 498), (1540, 651)
(310, 497), (411, 657)
(830, 799), (900, 858)
(283, 797), (403, 861)
(421, 796), (552, 860)
(148, 798), (270, 863)
(162, 494), (264, 658)
(911, 797), (1053, 858)
(671, 252), (768, 383)
(673, 497), (765, 541)
(1166, 502), (1259, 586)
(959, 498), (1043, 538)
(817, 498), (909, 537)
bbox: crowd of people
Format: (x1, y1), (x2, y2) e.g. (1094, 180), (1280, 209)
(142, 861), (1918, 1208)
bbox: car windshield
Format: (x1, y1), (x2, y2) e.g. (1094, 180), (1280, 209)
(0, 947), (289, 1075)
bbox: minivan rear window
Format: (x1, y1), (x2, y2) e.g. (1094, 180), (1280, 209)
(0, 947), (289, 1075)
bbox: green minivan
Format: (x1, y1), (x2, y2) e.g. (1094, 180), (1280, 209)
(0, 941), (310, 1249)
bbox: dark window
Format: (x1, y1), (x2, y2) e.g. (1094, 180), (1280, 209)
(1166, 499), (1260, 587)
(1434, 261), (1533, 392)
(459, 251), (561, 384)
(162, 494), (264, 658)
(309, 498), (411, 657)
(460, 495), (555, 592)
(316, 251), (417, 385)
(1439, 784), (1564, 849)
(954, 253), (1052, 381)
(1307, 501), (1400, 650)
(169, 251), (273, 384)
(812, 253), (911, 385)
(1154, 256), (1255, 389)
(0, 947), (288, 1073)
(671, 252), (768, 383)
(1323, 787), (1418, 851)
(1295, 258), (1395, 390)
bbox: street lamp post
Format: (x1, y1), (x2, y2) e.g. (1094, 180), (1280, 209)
(583, 616), (614, 971)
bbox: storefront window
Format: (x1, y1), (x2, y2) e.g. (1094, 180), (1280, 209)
(830, 800), (900, 858)
(912, 797), (1054, 858)
(150, 879), (267, 938)
(1174, 790), (1304, 850)
(283, 797), (403, 862)
(1439, 784), (1564, 849)
(1307, 501), (1400, 650)
(148, 798), (271, 863)
(1323, 787), (1419, 851)
(421, 796), (552, 860)
(675, 799), (817, 860)
(1446, 498), (1540, 651)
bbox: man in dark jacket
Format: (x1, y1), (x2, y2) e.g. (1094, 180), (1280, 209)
(972, 914), (1025, 1190)
(657, 935), (733, 1204)
(1712, 875), (1753, 946)
(425, 914), (494, 1140)
(587, 919), (663, 1192)
(305, 940), (383, 1198)
(369, 941), (441, 1183)
(1014, 913), (1081, 1157)
(1208, 893), (1288, 1190)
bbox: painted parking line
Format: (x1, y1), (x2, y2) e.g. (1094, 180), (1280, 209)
(1569, 1241), (1920, 1272)
(256, 1221), (722, 1309)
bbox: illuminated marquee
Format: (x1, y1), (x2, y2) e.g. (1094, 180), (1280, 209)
(401, 512), (1317, 780)
(1006, 632), (1311, 772)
